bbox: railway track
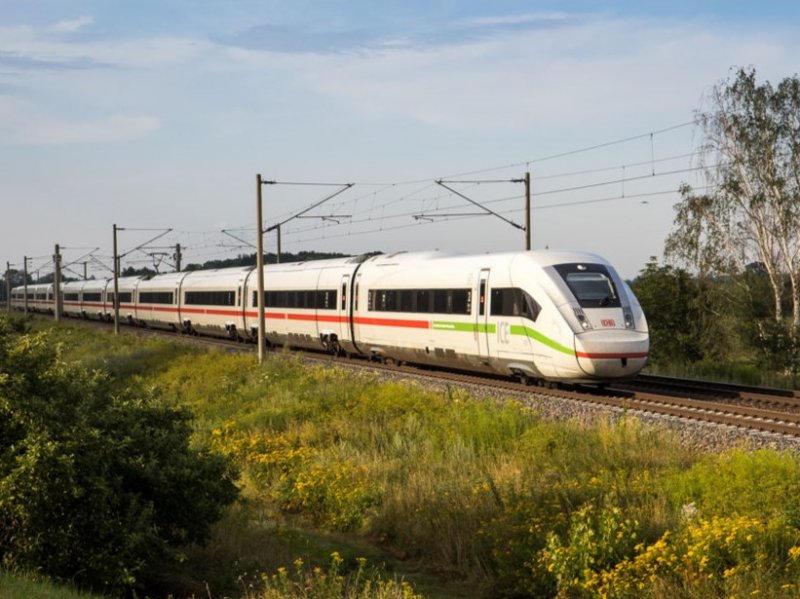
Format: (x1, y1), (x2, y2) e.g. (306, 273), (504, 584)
(16, 312), (800, 440)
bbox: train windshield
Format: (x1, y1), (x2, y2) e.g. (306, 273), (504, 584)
(553, 263), (621, 308)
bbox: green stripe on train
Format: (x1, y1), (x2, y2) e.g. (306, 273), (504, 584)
(431, 321), (574, 356)
(432, 321), (496, 333)
(510, 325), (575, 356)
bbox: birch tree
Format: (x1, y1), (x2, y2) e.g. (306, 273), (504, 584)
(666, 68), (800, 324)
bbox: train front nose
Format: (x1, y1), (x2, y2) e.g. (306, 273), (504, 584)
(574, 330), (649, 378)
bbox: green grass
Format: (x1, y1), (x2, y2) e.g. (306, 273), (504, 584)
(9, 317), (800, 598)
(0, 571), (96, 599)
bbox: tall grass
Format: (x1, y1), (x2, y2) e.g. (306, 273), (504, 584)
(0, 571), (94, 599)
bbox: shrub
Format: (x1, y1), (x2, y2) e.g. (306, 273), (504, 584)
(0, 318), (239, 594)
(542, 504), (641, 598)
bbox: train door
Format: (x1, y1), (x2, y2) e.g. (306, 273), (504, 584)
(477, 269), (490, 358)
(175, 286), (180, 326)
(338, 274), (351, 347)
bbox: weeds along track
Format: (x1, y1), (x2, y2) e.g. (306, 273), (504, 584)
(24, 313), (800, 442)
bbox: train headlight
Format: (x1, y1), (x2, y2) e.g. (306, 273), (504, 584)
(573, 307), (593, 330)
(624, 310), (634, 329)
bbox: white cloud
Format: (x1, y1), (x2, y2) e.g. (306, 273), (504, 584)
(49, 16), (93, 33)
(0, 22), (209, 69)
(0, 98), (161, 144)
(237, 17), (799, 132)
(458, 12), (581, 27)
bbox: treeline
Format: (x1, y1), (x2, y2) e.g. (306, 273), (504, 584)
(633, 67), (800, 386)
(182, 250), (352, 271)
(631, 258), (800, 385)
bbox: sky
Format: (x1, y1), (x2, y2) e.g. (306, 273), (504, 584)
(1, 1), (799, 280)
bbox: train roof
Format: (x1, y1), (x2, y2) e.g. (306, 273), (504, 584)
(361, 249), (610, 268)
(263, 254), (371, 272)
(136, 271), (188, 288)
(184, 266), (254, 276)
(11, 282), (52, 292)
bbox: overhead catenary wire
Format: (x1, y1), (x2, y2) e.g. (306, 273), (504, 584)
(6, 120), (704, 271)
(276, 185), (713, 248)
(277, 160), (704, 239)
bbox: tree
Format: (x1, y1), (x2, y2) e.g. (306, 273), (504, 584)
(666, 67), (800, 325)
(630, 258), (705, 364)
(0, 316), (239, 594)
(121, 265), (157, 277)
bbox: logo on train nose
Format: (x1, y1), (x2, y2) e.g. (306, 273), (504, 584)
(600, 319), (616, 327)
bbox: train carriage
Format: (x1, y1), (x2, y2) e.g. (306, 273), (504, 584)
(77, 279), (108, 320)
(10, 286), (26, 311)
(23, 283), (54, 314)
(242, 256), (365, 352)
(351, 251), (482, 369)
(179, 267), (250, 337)
(61, 280), (88, 318)
(104, 276), (143, 323)
(134, 272), (185, 330)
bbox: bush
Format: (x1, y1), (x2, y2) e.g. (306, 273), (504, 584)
(0, 317), (239, 594)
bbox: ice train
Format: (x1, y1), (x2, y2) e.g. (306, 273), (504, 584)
(10, 249), (649, 383)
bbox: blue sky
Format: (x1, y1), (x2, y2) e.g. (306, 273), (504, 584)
(1, 1), (798, 279)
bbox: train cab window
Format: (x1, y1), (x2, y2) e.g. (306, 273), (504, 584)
(491, 288), (541, 322)
(554, 263), (621, 308)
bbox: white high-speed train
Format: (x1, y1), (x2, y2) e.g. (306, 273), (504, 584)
(10, 250), (649, 383)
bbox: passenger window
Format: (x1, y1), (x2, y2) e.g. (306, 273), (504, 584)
(490, 288), (541, 322)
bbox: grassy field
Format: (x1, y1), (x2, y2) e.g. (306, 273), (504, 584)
(10, 318), (800, 598)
